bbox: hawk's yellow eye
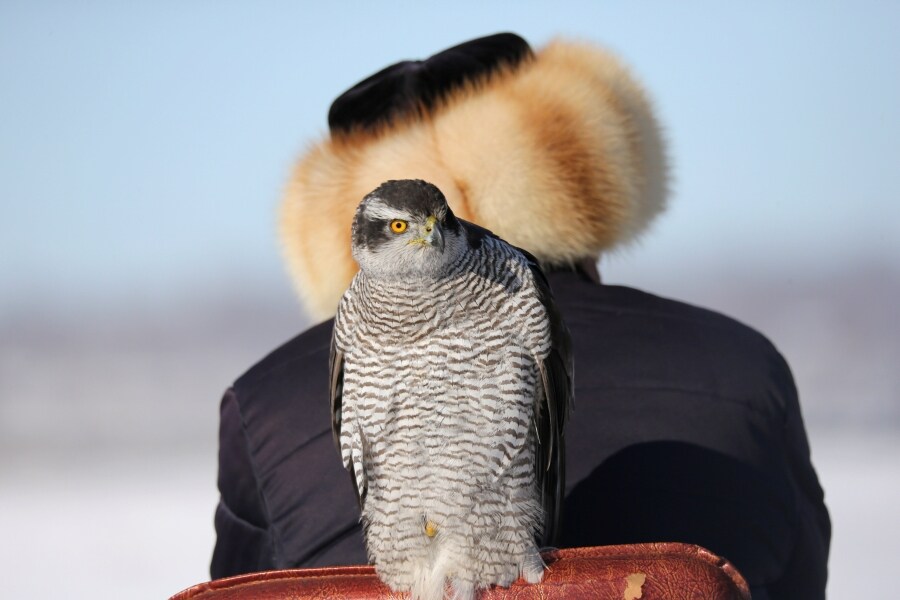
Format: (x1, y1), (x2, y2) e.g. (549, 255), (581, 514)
(390, 220), (408, 234)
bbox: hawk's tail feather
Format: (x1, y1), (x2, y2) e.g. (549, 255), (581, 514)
(411, 544), (456, 600)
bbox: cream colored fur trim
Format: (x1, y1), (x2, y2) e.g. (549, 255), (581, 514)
(280, 39), (668, 320)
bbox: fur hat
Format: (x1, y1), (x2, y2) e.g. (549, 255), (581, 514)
(280, 33), (668, 320)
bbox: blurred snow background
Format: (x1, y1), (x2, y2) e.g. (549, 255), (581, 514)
(1, 2), (898, 598)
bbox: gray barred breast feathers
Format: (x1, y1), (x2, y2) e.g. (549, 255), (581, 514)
(330, 179), (572, 600)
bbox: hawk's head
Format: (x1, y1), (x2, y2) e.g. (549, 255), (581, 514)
(351, 180), (466, 278)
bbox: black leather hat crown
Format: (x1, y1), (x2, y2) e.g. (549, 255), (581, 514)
(328, 32), (533, 134)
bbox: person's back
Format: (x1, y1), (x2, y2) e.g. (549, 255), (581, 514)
(212, 33), (829, 600)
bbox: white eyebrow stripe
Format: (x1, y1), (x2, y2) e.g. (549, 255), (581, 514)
(364, 199), (415, 221)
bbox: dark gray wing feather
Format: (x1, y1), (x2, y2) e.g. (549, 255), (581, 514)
(329, 324), (367, 508)
(523, 250), (573, 547)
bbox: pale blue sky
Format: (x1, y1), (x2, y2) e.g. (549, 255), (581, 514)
(2, 1), (898, 312)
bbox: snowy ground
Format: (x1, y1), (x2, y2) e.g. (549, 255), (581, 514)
(0, 451), (218, 599)
(810, 428), (900, 599)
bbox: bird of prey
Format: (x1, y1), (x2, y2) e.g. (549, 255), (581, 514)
(330, 179), (572, 600)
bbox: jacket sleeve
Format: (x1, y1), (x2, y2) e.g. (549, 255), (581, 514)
(210, 388), (275, 579)
(782, 361), (831, 543)
(771, 352), (831, 598)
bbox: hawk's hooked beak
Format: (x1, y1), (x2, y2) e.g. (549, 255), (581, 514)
(415, 216), (444, 253)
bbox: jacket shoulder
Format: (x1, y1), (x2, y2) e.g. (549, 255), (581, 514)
(550, 273), (796, 420)
(565, 277), (786, 361)
(234, 319), (334, 393)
